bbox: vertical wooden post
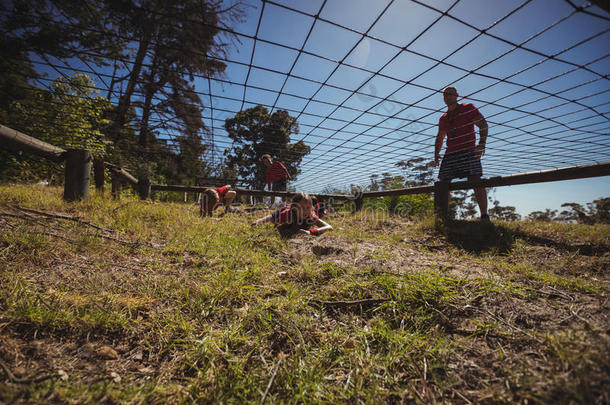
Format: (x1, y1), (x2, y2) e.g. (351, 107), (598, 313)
(93, 156), (105, 193)
(434, 181), (450, 223)
(63, 149), (92, 201)
(111, 171), (121, 200)
(137, 178), (151, 200)
(352, 192), (364, 213)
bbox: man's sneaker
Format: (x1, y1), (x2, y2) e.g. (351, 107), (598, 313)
(480, 213), (490, 221)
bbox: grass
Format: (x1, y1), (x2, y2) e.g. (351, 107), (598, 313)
(0, 184), (608, 404)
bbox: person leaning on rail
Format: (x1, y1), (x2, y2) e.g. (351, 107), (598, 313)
(434, 86), (489, 220)
(262, 153), (291, 209)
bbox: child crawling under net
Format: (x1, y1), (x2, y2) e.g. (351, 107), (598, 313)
(251, 192), (332, 238)
(200, 185), (237, 217)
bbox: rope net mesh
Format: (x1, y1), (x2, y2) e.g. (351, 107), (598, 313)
(2, 0), (609, 192)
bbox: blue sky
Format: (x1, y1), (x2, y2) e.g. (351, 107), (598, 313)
(23, 0), (610, 216)
(197, 0), (610, 215)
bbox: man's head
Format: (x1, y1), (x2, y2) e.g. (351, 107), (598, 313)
(443, 86), (458, 108)
(201, 188), (220, 216)
(261, 154), (273, 167)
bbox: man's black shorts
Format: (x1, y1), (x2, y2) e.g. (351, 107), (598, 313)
(271, 179), (287, 191)
(438, 149), (483, 180)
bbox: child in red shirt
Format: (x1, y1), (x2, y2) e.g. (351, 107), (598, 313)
(200, 185), (237, 217)
(262, 154), (291, 208)
(311, 196), (329, 218)
(252, 192), (332, 237)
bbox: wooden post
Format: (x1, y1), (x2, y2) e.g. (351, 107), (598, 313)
(137, 178), (151, 200)
(93, 156), (105, 192)
(434, 181), (450, 223)
(111, 171), (121, 200)
(352, 192), (364, 213)
(63, 149), (92, 201)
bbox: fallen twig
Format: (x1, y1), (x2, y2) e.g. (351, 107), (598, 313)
(453, 390), (473, 404)
(1, 211), (150, 248)
(260, 354), (283, 405)
(483, 308), (543, 343)
(14, 205), (115, 233)
(539, 285), (574, 301)
(0, 359), (57, 384)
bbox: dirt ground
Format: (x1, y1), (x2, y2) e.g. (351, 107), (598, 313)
(1, 208), (609, 403)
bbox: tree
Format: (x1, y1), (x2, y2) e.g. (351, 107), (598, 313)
(224, 105), (310, 189)
(395, 157), (435, 186)
(105, 0), (240, 145)
(0, 74), (111, 182)
(559, 198), (610, 224)
(369, 174), (380, 191)
(557, 202), (588, 223)
(1, 0), (242, 150)
(489, 200), (521, 221)
(526, 209), (558, 222)
(589, 197), (610, 224)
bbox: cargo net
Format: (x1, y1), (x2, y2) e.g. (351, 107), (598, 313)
(3, 0), (609, 193)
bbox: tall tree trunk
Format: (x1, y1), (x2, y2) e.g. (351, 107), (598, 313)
(138, 54), (161, 148)
(111, 28), (153, 143)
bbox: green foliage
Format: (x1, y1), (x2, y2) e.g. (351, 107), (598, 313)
(224, 105), (311, 188)
(1, 0), (243, 186)
(558, 198), (610, 224)
(526, 208), (558, 222)
(365, 193), (433, 218)
(489, 199), (521, 221)
(395, 157), (435, 187)
(0, 74), (112, 183)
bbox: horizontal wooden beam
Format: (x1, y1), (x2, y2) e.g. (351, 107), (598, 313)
(195, 177), (253, 186)
(359, 161), (610, 198)
(449, 161), (610, 190)
(361, 184), (434, 198)
(105, 163), (139, 186)
(150, 184), (353, 200)
(0, 124), (66, 162)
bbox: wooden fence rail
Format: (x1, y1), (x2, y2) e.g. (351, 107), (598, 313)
(0, 124), (66, 162)
(3, 123), (609, 220)
(150, 184), (353, 201)
(359, 161), (610, 221)
(448, 162), (610, 190)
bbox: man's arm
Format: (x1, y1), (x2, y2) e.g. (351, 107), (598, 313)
(280, 162), (291, 180)
(474, 116), (488, 158)
(434, 130), (447, 167)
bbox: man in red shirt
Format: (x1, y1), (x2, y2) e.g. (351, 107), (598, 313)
(434, 86), (489, 220)
(262, 154), (291, 208)
(200, 184), (236, 217)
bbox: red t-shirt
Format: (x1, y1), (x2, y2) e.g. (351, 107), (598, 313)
(272, 207), (318, 227)
(214, 185), (229, 199)
(438, 103), (483, 154)
(266, 161), (289, 184)
(315, 203), (328, 217)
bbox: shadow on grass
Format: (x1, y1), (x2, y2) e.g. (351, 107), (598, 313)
(439, 220), (608, 256)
